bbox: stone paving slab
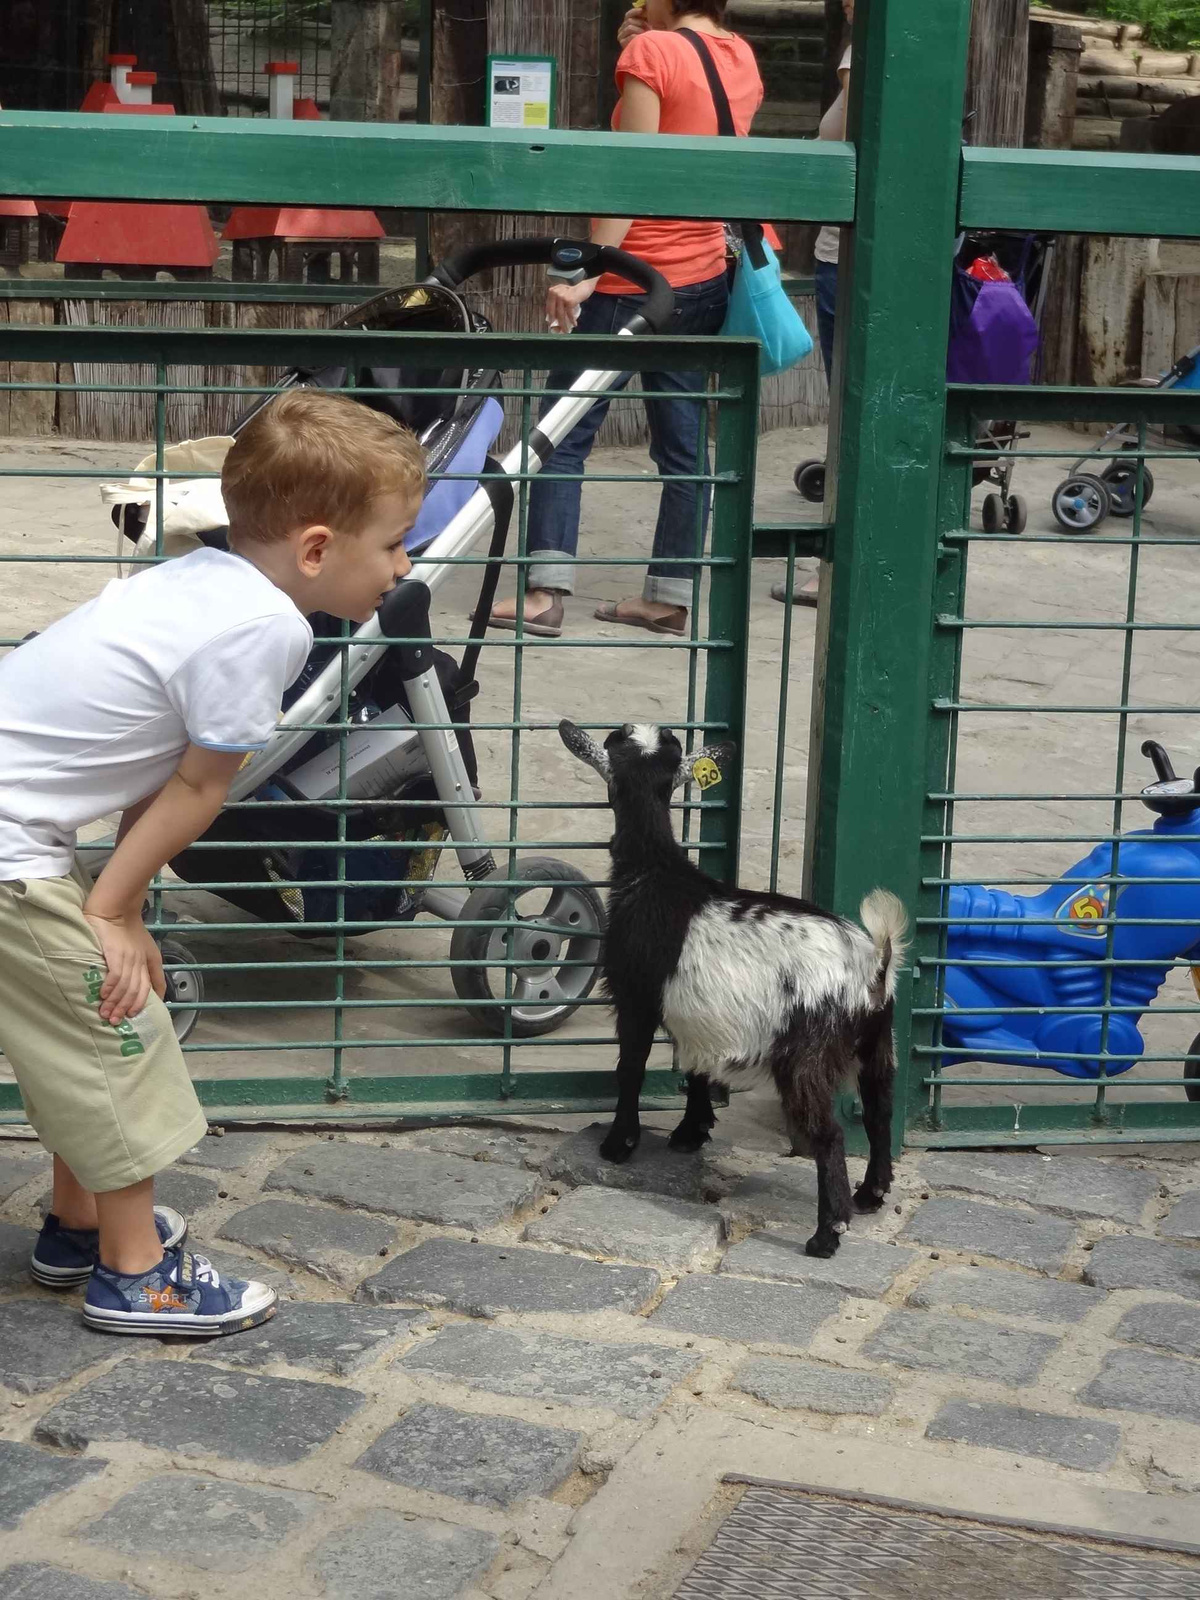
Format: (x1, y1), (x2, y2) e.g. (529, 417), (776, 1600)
(266, 1143), (542, 1230)
(925, 1400), (1121, 1472)
(0, 1151), (49, 1204)
(309, 1510), (500, 1600)
(900, 1198), (1076, 1274)
(906, 1266), (1105, 1325)
(0, 1300), (113, 1395)
(80, 1474), (323, 1571)
(864, 1309), (1059, 1385)
(1081, 1347), (1200, 1426)
(1083, 1235), (1200, 1300)
(178, 1134), (273, 1174)
(543, 1124), (731, 1204)
(1161, 1193), (1200, 1241)
(523, 1186), (724, 1271)
(0, 1567), (149, 1600)
(0, 1439), (102, 1529)
(0, 1221), (37, 1292)
(650, 1273), (844, 1348)
(36, 1358), (364, 1465)
(720, 1229), (916, 1299)
(400, 1324), (700, 1417)
(404, 1126), (553, 1169)
(719, 1163), (822, 1229)
(357, 1401), (582, 1507)
(143, 1169), (221, 1219)
(195, 1301), (430, 1377)
(219, 1198), (396, 1288)
(1113, 1299), (1200, 1359)
(358, 1236), (660, 1318)
(734, 1357), (894, 1416)
(921, 1152), (1158, 1225)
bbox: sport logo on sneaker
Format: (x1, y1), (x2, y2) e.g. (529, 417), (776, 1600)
(82, 967), (146, 1058)
(143, 1286), (190, 1314)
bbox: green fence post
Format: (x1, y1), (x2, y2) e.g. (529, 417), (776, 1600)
(804, 0), (973, 1155)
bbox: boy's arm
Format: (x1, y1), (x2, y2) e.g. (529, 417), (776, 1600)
(84, 744), (246, 1025)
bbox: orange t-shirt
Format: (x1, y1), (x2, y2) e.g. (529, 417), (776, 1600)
(595, 29), (766, 295)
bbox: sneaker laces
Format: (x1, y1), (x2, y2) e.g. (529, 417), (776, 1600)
(168, 1248), (222, 1293)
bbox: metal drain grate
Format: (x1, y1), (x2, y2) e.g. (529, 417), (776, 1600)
(674, 1485), (1200, 1599)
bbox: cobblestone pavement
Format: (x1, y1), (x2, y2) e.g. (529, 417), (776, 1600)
(0, 1122), (1198, 1598)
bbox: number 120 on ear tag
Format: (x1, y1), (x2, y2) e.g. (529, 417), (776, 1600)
(692, 756), (721, 790)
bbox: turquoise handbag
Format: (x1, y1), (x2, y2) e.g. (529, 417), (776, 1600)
(680, 29), (814, 377)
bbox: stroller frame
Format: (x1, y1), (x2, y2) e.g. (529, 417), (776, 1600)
(88, 237), (676, 1048)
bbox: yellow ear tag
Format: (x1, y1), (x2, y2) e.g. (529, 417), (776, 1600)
(692, 756), (721, 790)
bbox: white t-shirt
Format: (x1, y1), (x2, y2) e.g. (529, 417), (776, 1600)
(0, 548), (313, 879)
(814, 47), (852, 267)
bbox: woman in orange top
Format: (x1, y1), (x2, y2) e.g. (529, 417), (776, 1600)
(488, 0), (766, 639)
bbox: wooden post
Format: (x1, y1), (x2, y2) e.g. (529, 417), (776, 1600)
(1025, 18), (1082, 150)
(1077, 235), (1158, 387)
(425, 0), (491, 270)
(965, 0), (1028, 147)
(168, 0), (220, 117)
(330, 0), (408, 123)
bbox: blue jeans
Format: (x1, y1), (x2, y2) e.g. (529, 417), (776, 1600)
(814, 257), (838, 384)
(527, 273), (730, 609)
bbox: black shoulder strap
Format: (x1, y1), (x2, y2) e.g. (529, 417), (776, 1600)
(678, 28), (736, 138)
(677, 28), (767, 270)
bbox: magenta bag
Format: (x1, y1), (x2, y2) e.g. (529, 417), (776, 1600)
(947, 268), (1039, 385)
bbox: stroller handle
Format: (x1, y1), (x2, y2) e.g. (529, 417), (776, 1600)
(432, 236), (675, 335)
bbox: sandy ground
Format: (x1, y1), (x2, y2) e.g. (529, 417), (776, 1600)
(2, 417), (1200, 1131)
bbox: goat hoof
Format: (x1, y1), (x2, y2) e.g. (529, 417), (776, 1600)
(668, 1123), (711, 1153)
(805, 1230), (841, 1259)
(852, 1183), (888, 1212)
(599, 1131), (640, 1164)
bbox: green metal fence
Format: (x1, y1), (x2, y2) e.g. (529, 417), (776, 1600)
(3, 0), (1200, 1150)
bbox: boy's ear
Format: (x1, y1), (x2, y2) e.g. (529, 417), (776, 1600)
(295, 524), (333, 576)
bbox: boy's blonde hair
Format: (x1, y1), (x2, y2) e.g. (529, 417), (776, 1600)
(222, 388), (426, 545)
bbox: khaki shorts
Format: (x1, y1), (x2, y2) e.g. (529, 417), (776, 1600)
(0, 872), (207, 1192)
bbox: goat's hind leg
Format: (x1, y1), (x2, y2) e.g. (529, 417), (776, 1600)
(780, 1063), (853, 1258)
(853, 1001), (897, 1212)
(669, 1072), (717, 1153)
(600, 1006), (656, 1164)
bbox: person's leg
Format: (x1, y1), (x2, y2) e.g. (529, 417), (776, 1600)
(51, 1153), (98, 1230)
(490, 291), (631, 624)
(95, 1177), (162, 1275)
(602, 275), (729, 628)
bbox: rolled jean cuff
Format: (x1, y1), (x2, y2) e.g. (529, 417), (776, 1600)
(526, 553), (575, 595)
(643, 572), (693, 609)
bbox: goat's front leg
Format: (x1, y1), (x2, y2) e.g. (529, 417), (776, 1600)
(669, 1072), (717, 1152)
(799, 1112), (854, 1258)
(600, 1007), (656, 1164)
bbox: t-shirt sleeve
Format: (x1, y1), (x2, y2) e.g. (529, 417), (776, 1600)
(615, 32), (674, 101)
(166, 613), (312, 752)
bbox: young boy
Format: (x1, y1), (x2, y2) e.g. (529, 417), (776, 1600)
(0, 388), (424, 1336)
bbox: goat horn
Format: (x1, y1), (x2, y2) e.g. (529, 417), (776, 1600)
(558, 719), (611, 780)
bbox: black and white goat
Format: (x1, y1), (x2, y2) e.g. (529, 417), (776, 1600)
(559, 719), (908, 1259)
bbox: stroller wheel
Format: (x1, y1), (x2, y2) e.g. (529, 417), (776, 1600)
(1186, 1031), (1200, 1103)
(1004, 494), (1027, 534)
(451, 857), (606, 1037)
(1051, 474), (1111, 533)
(793, 459), (826, 503)
(981, 493), (1003, 533)
(159, 936), (204, 1045)
(1101, 459), (1155, 518)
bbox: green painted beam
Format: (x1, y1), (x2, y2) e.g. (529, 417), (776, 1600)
(960, 147), (1200, 239)
(0, 280), (369, 304)
(0, 111), (855, 223)
(910, 1099), (1200, 1145)
(948, 383), (1200, 425)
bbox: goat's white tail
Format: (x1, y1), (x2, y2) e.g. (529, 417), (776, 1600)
(859, 889), (909, 1002)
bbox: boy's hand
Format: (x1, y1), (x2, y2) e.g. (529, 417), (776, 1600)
(83, 906), (166, 1025)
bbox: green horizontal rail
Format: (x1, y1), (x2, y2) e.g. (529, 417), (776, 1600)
(946, 382), (1200, 425)
(910, 1101), (1200, 1148)
(0, 279), (372, 303)
(0, 112), (856, 223)
(959, 146), (1200, 239)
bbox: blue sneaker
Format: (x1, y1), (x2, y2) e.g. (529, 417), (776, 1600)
(83, 1247), (277, 1337)
(31, 1207), (187, 1290)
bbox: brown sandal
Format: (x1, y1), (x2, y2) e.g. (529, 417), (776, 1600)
(482, 597), (564, 638)
(593, 601), (688, 637)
